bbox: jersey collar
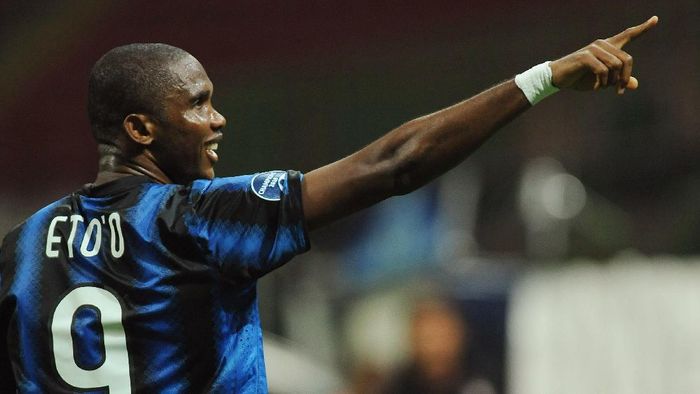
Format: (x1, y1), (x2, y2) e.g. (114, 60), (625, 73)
(78, 176), (157, 197)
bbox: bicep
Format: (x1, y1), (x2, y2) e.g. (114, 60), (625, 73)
(301, 117), (436, 230)
(302, 149), (397, 230)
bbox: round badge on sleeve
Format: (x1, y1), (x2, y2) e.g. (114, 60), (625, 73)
(250, 171), (287, 201)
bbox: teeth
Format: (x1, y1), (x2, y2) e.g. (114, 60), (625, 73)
(206, 143), (218, 151)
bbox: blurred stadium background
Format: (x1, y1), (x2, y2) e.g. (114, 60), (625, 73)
(1, 1), (699, 393)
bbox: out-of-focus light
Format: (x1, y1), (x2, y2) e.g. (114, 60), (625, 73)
(541, 173), (587, 219)
(519, 157), (587, 225)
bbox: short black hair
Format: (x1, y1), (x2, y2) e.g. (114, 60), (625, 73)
(87, 43), (191, 145)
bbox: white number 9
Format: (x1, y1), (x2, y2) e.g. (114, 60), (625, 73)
(51, 286), (131, 393)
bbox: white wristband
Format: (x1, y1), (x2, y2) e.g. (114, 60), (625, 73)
(514, 61), (559, 105)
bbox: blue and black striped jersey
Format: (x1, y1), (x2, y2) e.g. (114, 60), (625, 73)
(0, 170), (310, 393)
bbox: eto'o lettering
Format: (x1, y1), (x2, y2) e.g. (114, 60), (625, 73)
(45, 212), (125, 259)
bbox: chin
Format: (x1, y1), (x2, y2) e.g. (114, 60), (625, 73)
(203, 168), (215, 180)
(176, 170), (214, 184)
(190, 166), (215, 182)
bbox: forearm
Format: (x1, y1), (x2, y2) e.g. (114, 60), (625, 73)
(378, 79), (529, 194)
(303, 79), (530, 229)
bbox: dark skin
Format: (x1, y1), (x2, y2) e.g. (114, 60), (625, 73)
(95, 16), (658, 230)
(94, 56), (226, 186)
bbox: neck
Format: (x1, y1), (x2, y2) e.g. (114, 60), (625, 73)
(94, 149), (172, 186)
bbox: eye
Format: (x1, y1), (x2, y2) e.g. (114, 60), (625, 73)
(192, 92), (210, 108)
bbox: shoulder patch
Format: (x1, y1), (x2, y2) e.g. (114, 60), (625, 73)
(250, 171), (287, 201)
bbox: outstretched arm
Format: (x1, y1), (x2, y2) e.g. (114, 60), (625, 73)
(302, 16), (658, 230)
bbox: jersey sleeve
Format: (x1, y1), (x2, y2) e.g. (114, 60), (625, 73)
(182, 170), (310, 281)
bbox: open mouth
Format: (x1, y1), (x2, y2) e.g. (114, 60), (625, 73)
(204, 141), (219, 163)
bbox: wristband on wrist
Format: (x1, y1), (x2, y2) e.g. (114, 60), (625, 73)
(514, 61), (559, 105)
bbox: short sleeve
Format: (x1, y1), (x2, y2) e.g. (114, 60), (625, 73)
(183, 170), (310, 281)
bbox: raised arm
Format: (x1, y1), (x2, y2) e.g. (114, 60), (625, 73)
(302, 16), (658, 230)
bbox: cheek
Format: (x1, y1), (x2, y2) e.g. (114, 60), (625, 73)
(167, 132), (195, 157)
(183, 110), (208, 124)
(157, 130), (199, 169)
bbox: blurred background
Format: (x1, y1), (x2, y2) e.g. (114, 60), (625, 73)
(1, 0), (699, 393)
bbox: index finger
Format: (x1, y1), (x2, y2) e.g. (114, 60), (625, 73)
(606, 15), (659, 49)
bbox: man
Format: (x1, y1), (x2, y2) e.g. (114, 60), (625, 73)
(0, 16), (658, 393)
(384, 299), (496, 394)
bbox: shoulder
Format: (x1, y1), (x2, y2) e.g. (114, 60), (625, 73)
(0, 197), (69, 260)
(5, 198), (68, 236)
(189, 171), (298, 202)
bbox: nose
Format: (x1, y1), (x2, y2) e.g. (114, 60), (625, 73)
(211, 109), (226, 131)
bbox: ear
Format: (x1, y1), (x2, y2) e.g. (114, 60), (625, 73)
(123, 114), (157, 145)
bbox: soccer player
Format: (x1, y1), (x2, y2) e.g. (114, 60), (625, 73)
(0, 16), (657, 393)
